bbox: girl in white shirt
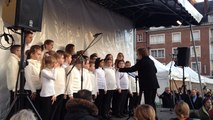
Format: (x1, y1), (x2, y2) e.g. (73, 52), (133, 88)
(40, 54), (57, 120)
(88, 61), (98, 99)
(125, 61), (140, 116)
(24, 45), (42, 111)
(113, 60), (129, 117)
(52, 50), (67, 120)
(94, 58), (107, 117)
(103, 58), (117, 119)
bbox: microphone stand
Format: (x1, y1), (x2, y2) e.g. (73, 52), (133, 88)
(65, 33), (103, 95)
(126, 72), (138, 120)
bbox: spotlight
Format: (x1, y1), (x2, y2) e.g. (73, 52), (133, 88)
(177, 20), (182, 25)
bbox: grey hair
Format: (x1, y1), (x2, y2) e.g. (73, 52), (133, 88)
(10, 109), (37, 120)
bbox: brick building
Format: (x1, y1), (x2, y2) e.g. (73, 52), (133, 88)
(136, 1), (213, 76)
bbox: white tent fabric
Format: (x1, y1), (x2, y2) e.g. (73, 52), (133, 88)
(149, 56), (169, 99)
(166, 61), (190, 81)
(166, 61), (213, 84)
(0, 0), (134, 118)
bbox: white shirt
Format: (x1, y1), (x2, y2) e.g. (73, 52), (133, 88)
(25, 43), (32, 52)
(89, 71), (98, 95)
(24, 59), (41, 92)
(62, 63), (69, 69)
(40, 68), (56, 97)
(104, 67), (117, 90)
(6, 53), (20, 91)
(83, 68), (93, 91)
(66, 66), (81, 96)
(95, 68), (107, 91)
(115, 71), (129, 90)
(54, 66), (66, 96)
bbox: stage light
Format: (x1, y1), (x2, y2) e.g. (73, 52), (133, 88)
(177, 20), (182, 25)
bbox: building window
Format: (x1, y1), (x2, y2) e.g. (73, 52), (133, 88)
(190, 30), (200, 41)
(150, 49), (165, 58)
(208, 14), (213, 23)
(190, 46), (201, 57)
(136, 34), (143, 42)
(172, 47), (178, 56)
(191, 62), (201, 73)
(172, 32), (181, 43)
(149, 34), (165, 44)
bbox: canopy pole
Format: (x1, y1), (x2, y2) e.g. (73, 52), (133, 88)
(190, 24), (204, 98)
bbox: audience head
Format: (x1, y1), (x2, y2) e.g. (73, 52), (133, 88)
(95, 58), (104, 69)
(202, 97), (212, 110)
(10, 109), (37, 120)
(189, 111), (200, 119)
(65, 44), (75, 55)
(134, 104), (155, 120)
(27, 45), (42, 60)
(10, 45), (21, 58)
(137, 48), (148, 60)
(174, 101), (190, 120)
(116, 60), (125, 69)
(43, 39), (54, 51)
(191, 89), (197, 97)
(165, 87), (171, 94)
(74, 89), (93, 102)
(25, 31), (33, 45)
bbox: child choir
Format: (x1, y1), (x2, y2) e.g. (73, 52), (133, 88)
(6, 39), (140, 120)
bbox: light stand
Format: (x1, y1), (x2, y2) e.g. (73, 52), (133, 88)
(65, 33), (103, 94)
(126, 73), (138, 120)
(5, 29), (42, 120)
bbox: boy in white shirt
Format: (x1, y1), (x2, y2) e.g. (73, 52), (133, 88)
(82, 57), (93, 92)
(103, 58), (117, 119)
(88, 61), (98, 99)
(62, 52), (72, 68)
(6, 45), (21, 104)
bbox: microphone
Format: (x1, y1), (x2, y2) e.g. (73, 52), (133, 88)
(93, 33), (103, 37)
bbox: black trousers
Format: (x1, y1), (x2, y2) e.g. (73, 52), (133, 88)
(143, 89), (157, 111)
(129, 92), (140, 113)
(112, 90), (128, 115)
(40, 96), (53, 120)
(95, 89), (105, 116)
(25, 90), (41, 112)
(51, 94), (66, 120)
(10, 91), (15, 105)
(103, 90), (114, 115)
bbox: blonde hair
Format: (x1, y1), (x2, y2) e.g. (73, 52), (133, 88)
(41, 51), (57, 71)
(174, 101), (190, 119)
(134, 104), (155, 120)
(10, 109), (37, 120)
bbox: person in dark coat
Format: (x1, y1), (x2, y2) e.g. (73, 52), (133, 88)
(186, 89), (202, 110)
(64, 90), (98, 120)
(158, 87), (174, 108)
(198, 98), (212, 120)
(119, 48), (160, 111)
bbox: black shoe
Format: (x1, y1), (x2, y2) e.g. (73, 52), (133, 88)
(121, 113), (127, 117)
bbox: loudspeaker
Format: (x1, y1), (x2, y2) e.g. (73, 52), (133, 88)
(176, 47), (190, 66)
(2, 0), (44, 31)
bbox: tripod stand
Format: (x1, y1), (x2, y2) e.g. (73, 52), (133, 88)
(5, 29), (41, 120)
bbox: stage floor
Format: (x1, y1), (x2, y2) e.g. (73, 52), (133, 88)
(111, 108), (176, 120)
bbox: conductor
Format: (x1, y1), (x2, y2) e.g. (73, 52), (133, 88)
(119, 48), (160, 111)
